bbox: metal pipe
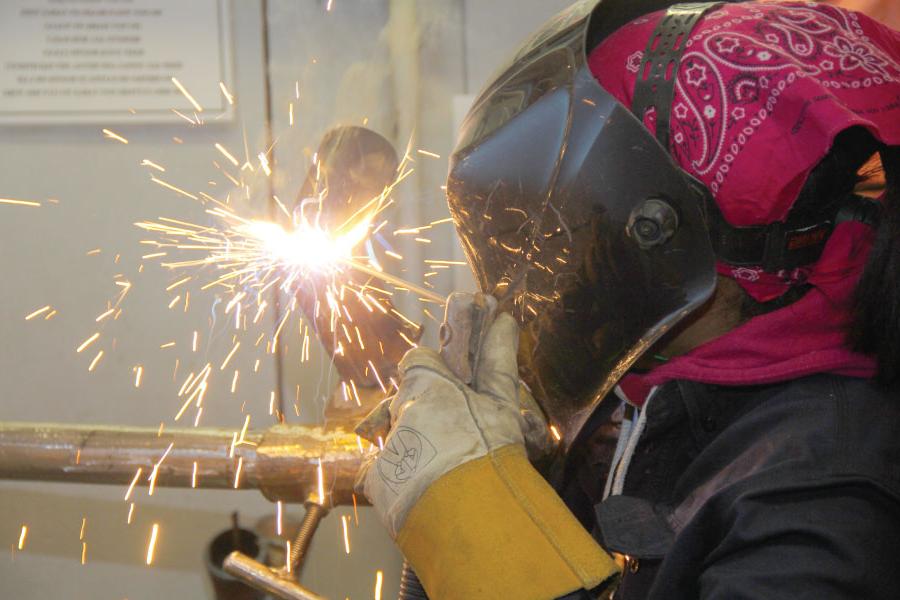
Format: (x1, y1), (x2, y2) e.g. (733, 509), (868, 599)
(0, 422), (365, 504)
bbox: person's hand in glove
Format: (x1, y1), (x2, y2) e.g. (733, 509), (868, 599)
(357, 311), (618, 600)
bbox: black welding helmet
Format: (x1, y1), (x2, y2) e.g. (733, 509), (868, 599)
(447, 0), (719, 450)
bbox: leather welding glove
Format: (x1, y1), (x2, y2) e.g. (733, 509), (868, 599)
(357, 313), (619, 600)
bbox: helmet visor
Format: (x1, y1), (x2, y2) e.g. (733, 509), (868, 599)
(448, 0), (717, 449)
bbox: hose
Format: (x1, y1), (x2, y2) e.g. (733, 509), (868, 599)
(398, 560), (429, 600)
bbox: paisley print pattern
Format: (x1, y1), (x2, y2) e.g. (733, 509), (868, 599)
(590, 2), (900, 226)
(671, 3), (900, 196)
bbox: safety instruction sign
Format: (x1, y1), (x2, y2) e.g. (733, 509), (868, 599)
(0, 0), (233, 123)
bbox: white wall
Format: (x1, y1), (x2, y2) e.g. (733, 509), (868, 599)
(0, 1), (574, 598)
(0, 1), (303, 598)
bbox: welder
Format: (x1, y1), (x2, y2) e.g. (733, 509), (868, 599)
(358, 1), (900, 598)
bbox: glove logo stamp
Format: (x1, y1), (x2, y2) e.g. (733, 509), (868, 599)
(377, 426), (437, 493)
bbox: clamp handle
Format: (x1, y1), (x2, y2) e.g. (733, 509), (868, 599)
(223, 497), (330, 600)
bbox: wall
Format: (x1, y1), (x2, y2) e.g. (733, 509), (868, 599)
(0, 1), (297, 598)
(827, 0), (900, 29)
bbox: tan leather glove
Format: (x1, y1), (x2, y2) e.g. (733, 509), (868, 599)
(357, 313), (618, 599)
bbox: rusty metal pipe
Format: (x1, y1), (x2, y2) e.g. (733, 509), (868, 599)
(0, 422), (365, 504)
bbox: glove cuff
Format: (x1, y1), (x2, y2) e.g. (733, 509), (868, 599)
(397, 445), (619, 600)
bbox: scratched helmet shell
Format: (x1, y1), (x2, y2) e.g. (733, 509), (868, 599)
(446, 0), (717, 450)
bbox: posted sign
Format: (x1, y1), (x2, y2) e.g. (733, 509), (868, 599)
(0, 0), (233, 123)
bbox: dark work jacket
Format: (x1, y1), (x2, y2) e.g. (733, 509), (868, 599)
(558, 374), (900, 600)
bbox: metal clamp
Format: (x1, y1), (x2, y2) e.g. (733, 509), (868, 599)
(224, 494), (330, 600)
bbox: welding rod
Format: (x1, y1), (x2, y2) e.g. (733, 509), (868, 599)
(0, 422), (364, 504)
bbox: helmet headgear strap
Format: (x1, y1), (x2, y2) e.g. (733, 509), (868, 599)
(631, 2), (721, 151)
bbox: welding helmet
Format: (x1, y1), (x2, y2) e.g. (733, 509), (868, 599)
(447, 0), (721, 450)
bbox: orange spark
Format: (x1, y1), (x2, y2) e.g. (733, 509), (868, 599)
(88, 350), (104, 371)
(102, 128), (129, 144)
(550, 425), (562, 441)
(276, 501), (283, 536)
(140, 159), (166, 172)
(233, 456), (243, 489)
(219, 81), (235, 105)
(165, 276), (191, 291)
(215, 143), (240, 167)
(150, 176), (198, 200)
(220, 341), (240, 370)
(171, 77), (203, 112)
(342, 515), (351, 554)
(285, 540), (292, 573)
(237, 415), (250, 445)
(76, 332), (100, 353)
(0, 198), (41, 207)
(258, 152), (272, 176)
(124, 467), (142, 500)
(147, 442), (174, 496)
(96, 308), (115, 322)
(25, 305), (51, 320)
(317, 458), (325, 505)
(146, 523), (160, 565)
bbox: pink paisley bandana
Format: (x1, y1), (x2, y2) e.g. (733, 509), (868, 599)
(591, 1), (900, 228)
(588, 2), (900, 394)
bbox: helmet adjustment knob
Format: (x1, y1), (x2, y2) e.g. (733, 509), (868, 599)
(628, 198), (679, 249)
